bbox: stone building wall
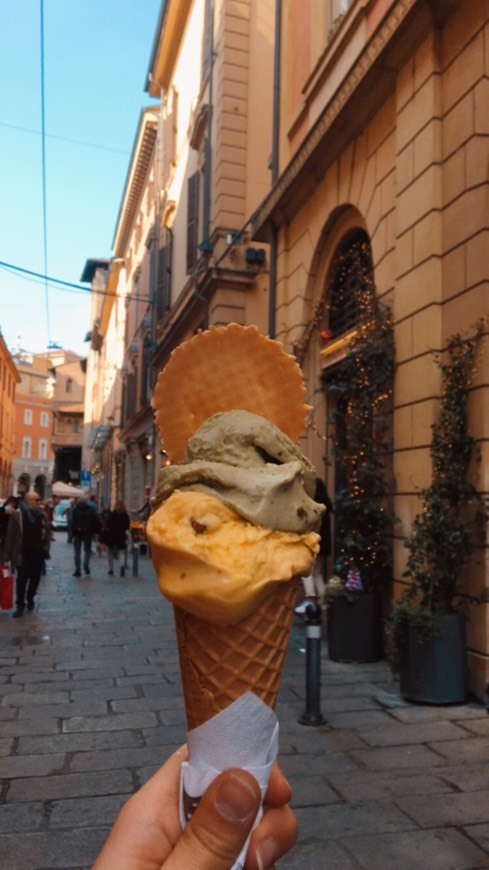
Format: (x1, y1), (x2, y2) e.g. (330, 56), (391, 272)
(269, 0), (488, 694)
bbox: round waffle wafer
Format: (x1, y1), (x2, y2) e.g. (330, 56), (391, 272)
(152, 323), (309, 462)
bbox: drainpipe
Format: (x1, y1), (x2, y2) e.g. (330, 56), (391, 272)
(202, 0), (215, 248)
(195, 0), (214, 328)
(271, 0), (281, 186)
(194, 267), (210, 329)
(148, 76), (165, 493)
(268, 223), (278, 340)
(268, 0), (282, 339)
(166, 225), (173, 313)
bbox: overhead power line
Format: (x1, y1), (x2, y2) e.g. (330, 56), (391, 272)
(0, 260), (152, 305)
(40, 0), (50, 347)
(0, 121), (130, 156)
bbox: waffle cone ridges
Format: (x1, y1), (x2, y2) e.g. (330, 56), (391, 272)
(174, 579), (299, 730)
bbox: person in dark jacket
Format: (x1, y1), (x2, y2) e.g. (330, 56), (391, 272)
(71, 496), (99, 577)
(105, 501), (130, 576)
(3, 492), (51, 617)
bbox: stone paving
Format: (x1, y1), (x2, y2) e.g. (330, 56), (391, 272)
(1, 536), (489, 869)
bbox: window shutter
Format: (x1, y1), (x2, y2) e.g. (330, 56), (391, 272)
(186, 172), (200, 273)
(126, 370), (137, 421)
(162, 90), (178, 186)
(140, 345), (150, 406)
(156, 244), (170, 320)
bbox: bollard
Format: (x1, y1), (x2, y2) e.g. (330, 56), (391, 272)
(298, 599), (325, 726)
(132, 542), (139, 578)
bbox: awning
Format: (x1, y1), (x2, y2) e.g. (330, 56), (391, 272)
(52, 481), (86, 498)
(56, 403), (85, 414)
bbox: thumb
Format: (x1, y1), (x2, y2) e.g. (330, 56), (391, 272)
(164, 768), (261, 870)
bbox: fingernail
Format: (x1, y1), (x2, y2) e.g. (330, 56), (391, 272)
(256, 837), (279, 869)
(214, 772), (257, 823)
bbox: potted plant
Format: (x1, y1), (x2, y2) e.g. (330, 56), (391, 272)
(391, 320), (487, 703)
(325, 293), (397, 663)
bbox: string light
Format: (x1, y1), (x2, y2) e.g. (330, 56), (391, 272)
(319, 236), (396, 589)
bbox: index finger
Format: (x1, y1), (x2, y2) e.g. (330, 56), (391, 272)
(264, 762), (292, 807)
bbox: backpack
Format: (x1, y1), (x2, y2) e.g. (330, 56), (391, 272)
(73, 505), (94, 537)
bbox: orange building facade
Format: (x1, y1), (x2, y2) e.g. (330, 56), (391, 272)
(11, 352), (54, 497)
(253, 0), (489, 695)
(0, 333), (21, 498)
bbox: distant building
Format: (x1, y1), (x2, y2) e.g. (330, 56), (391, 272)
(50, 351), (86, 486)
(80, 258), (124, 509)
(85, 0), (275, 514)
(0, 331), (21, 498)
(10, 348), (86, 497)
(11, 350), (54, 497)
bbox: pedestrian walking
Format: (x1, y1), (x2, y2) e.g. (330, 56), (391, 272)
(71, 496), (100, 576)
(105, 501), (130, 575)
(2, 491), (51, 617)
(65, 498), (75, 543)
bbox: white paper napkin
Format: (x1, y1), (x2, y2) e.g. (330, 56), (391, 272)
(179, 691), (279, 870)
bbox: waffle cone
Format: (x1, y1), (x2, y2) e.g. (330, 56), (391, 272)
(174, 578), (300, 731)
(153, 324), (309, 462)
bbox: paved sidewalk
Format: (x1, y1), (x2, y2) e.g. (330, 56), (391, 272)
(1, 537), (489, 869)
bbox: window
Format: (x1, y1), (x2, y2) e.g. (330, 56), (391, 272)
(125, 368), (137, 422)
(156, 238), (171, 320)
(66, 378), (73, 394)
(22, 437), (31, 458)
(39, 440), (47, 460)
(24, 409), (32, 425)
(328, 0), (352, 34)
(140, 340), (151, 406)
(73, 420), (80, 433)
(186, 171), (200, 273)
(328, 229), (375, 338)
(162, 88), (178, 186)
(40, 411), (48, 427)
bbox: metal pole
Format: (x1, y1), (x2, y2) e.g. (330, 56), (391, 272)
(298, 600), (325, 726)
(132, 542), (139, 578)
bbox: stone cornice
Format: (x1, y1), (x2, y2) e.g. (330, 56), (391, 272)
(252, 0), (428, 239)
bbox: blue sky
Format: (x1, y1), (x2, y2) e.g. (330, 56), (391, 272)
(0, 0), (161, 357)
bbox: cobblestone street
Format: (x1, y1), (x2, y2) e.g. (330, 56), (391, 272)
(1, 536), (489, 869)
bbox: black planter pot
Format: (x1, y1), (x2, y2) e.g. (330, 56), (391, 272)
(398, 613), (468, 704)
(327, 591), (384, 663)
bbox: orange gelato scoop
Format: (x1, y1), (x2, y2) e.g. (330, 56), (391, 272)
(147, 490), (320, 626)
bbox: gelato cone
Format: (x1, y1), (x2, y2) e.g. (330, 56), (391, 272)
(174, 578), (300, 730)
(148, 324), (323, 731)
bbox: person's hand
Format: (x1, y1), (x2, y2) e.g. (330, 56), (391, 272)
(92, 744), (297, 869)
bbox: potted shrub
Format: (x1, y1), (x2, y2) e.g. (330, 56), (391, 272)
(325, 294), (397, 663)
(391, 320), (487, 703)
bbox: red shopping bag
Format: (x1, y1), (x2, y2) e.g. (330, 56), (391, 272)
(0, 564), (14, 610)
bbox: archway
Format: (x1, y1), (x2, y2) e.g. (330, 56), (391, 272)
(320, 229), (395, 588)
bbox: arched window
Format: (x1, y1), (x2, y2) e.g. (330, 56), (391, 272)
(66, 378), (73, 394)
(328, 228), (375, 338)
(323, 228), (395, 588)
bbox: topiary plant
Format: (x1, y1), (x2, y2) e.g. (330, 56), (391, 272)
(403, 320), (487, 616)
